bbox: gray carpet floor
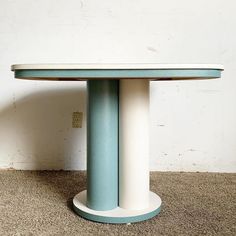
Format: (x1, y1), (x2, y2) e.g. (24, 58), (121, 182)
(0, 171), (235, 236)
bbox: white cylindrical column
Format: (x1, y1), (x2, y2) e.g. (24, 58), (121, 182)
(119, 79), (150, 210)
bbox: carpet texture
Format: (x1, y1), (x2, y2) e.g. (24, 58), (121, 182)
(0, 171), (235, 236)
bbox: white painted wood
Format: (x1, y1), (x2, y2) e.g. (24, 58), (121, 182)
(11, 64), (224, 71)
(119, 79), (150, 210)
(73, 190), (161, 217)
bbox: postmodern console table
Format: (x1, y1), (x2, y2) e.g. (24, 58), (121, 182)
(11, 63), (223, 224)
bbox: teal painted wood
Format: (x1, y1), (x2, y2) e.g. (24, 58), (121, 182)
(87, 80), (119, 211)
(73, 204), (161, 224)
(14, 69), (222, 79)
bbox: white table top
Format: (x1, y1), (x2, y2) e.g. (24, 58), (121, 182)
(11, 63), (224, 81)
(11, 63), (224, 70)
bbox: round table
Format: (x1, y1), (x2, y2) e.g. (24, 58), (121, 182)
(11, 63), (223, 224)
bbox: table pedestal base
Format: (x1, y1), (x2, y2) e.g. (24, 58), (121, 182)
(73, 79), (161, 223)
(73, 190), (161, 224)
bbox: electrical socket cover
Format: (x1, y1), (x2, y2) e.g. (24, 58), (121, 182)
(72, 112), (83, 128)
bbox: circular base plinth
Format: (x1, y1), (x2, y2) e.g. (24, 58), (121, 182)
(73, 190), (161, 224)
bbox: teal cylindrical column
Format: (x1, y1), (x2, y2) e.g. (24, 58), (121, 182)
(87, 80), (119, 211)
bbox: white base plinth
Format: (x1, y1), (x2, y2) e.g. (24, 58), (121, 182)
(73, 190), (162, 224)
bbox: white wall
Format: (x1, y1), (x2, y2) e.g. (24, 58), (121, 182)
(0, 0), (235, 172)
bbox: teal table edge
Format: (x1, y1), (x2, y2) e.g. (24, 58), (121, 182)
(14, 69), (222, 79)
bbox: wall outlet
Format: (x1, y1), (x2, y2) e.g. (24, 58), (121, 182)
(72, 112), (83, 128)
